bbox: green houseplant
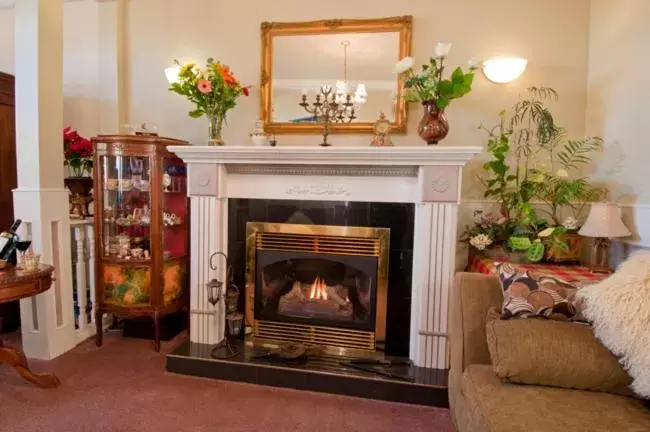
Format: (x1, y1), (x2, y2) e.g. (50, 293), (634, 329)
(463, 87), (605, 262)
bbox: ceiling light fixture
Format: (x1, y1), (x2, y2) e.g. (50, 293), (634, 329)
(482, 57), (528, 84)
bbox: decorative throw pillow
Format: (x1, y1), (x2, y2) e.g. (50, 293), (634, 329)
(495, 262), (582, 320)
(485, 308), (631, 393)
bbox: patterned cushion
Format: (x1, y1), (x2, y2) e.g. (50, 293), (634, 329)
(495, 262), (582, 320)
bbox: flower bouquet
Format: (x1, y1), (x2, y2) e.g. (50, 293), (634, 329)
(168, 58), (250, 146)
(395, 42), (478, 145)
(63, 127), (93, 177)
(63, 127), (94, 218)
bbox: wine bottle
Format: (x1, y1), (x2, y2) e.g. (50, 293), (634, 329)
(0, 219), (23, 265)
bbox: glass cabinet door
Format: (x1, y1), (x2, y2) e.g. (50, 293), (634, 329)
(161, 156), (188, 305)
(100, 154), (153, 306)
(100, 155), (153, 261)
(162, 157), (188, 260)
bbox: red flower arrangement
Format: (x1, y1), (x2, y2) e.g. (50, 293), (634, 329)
(63, 126), (93, 177)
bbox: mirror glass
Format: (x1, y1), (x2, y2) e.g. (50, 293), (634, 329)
(271, 32), (400, 124)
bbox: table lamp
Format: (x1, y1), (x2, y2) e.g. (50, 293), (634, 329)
(578, 203), (631, 273)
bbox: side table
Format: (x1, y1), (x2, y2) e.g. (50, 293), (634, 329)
(467, 255), (608, 286)
(0, 264), (60, 388)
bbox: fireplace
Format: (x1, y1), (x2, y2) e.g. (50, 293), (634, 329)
(246, 222), (389, 354)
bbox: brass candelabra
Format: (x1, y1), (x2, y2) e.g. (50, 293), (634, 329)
(299, 86), (357, 146)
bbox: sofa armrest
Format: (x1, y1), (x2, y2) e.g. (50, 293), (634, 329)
(449, 272), (503, 373)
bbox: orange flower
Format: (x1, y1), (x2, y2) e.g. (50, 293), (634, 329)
(218, 64), (238, 86)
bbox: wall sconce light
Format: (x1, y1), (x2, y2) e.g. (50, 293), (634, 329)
(164, 65), (180, 84)
(482, 57), (528, 84)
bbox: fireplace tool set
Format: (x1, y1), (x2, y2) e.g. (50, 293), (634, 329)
(206, 252), (244, 359)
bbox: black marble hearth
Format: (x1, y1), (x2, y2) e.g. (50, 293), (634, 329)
(167, 340), (448, 407)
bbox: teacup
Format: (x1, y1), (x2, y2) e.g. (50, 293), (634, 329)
(131, 248), (143, 259)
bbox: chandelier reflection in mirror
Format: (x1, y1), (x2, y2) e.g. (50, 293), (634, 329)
(298, 40), (368, 147)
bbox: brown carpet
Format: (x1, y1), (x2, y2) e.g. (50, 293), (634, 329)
(0, 332), (454, 431)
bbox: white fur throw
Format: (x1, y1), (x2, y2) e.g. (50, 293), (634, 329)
(577, 251), (650, 398)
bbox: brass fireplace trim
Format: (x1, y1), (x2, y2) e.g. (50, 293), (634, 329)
(245, 222), (390, 349)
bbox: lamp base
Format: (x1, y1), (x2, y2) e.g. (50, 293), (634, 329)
(588, 237), (612, 274)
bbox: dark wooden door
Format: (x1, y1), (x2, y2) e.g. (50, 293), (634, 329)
(0, 72), (16, 231)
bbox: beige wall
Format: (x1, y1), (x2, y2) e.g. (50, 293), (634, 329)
(0, 8), (13, 75)
(126, 0), (591, 150)
(586, 0), (650, 205)
(0, 0), (592, 159)
(0, 2), (100, 139)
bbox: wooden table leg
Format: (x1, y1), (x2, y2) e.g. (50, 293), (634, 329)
(0, 338), (60, 388)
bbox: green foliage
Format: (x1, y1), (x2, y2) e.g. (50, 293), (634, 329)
(402, 56), (476, 109)
(526, 241), (545, 262)
(556, 138), (603, 170)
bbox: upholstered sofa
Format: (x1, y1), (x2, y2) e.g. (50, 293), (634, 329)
(449, 272), (650, 432)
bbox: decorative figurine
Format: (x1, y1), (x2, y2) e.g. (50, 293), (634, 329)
(370, 112), (393, 147)
(250, 120), (270, 146)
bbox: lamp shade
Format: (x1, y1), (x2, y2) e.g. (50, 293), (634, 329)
(482, 57), (528, 84)
(578, 203), (631, 238)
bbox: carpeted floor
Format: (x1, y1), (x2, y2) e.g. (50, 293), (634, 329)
(0, 332), (454, 431)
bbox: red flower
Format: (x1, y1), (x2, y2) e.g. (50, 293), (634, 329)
(64, 126), (80, 143)
(243, 87), (249, 96)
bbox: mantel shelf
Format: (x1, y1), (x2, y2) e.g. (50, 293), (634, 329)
(166, 145), (482, 167)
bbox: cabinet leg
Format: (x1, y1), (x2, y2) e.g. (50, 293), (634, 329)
(0, 338), (60, 388)
(153, 312), (161, 352)
(95, 310), (103, 347)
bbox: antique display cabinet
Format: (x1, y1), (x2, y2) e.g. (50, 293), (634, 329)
(92, 135), (189, 351)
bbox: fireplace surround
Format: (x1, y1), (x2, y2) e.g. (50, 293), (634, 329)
(166, 145), (481, 370)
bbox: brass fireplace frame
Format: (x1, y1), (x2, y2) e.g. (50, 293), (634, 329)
(245, 222), (389, 354)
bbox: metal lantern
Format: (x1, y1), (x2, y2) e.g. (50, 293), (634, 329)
(206, 251), (238, 359)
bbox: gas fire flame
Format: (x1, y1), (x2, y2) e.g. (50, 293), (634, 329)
(309, 276), (328, 300)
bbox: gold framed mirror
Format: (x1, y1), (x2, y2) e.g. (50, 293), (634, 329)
(260, 16), (413, 135)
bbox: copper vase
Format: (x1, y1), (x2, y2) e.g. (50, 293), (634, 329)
(417, 101), (449, 145)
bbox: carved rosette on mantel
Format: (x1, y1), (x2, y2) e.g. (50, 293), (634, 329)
(166, 145), (481, 370)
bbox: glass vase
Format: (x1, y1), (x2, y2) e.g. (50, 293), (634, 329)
(207, 114), (225, 146)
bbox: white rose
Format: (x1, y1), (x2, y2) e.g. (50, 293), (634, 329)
(394, 57), (414, 74)
(556, 169), (569, 178)
(434, 42), (452, 58)
(468, 57), (481, 69)
(469, 234), (492, 251)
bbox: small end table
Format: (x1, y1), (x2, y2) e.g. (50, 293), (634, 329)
(0, 264), (60, 388)
(467, 255), (608, 286)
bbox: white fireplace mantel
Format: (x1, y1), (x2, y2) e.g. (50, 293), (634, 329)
(168, 145), (481, 369)
(166, 145), (482, 166)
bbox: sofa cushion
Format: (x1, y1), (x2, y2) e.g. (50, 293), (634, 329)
(495, 262), (582, 320)
(461, 364), (650, 432)
(486, 308), (631, 392)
